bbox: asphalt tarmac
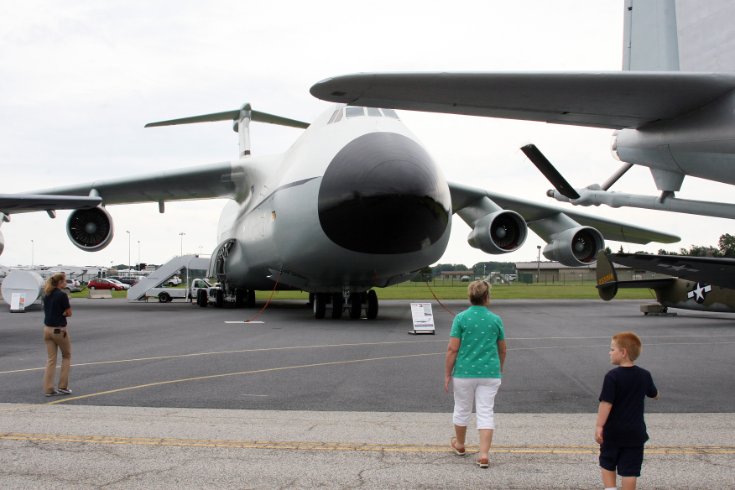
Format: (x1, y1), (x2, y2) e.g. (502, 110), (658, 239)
(1, 297), (734, 488)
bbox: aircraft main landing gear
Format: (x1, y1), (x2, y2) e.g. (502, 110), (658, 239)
(311, 290), (379, 320)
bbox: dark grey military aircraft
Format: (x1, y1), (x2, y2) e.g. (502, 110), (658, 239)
(596, 251), (735, 314)
(310, 0), (735, 221)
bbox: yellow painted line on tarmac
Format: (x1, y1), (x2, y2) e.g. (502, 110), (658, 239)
(2, 432), (732, 455)
(45, 352), (444, 405)
(4, 338), (733, 376)
(0, 340), (444, 375)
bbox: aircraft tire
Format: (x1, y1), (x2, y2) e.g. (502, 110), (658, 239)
(214, 289), (224, 308)
(313, 293), (326, 319)
(349, 293), (362, 319)
(366, 290), (378, 319)
(235, 288), (245, 307)
(196, 289), (208, 307)
(331, 292), (344, 319)
(246, 289), (256, 308)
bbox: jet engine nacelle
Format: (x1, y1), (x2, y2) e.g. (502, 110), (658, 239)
(467, 210), (527, 254)
(543, 227), (604, 267)
(66, 207), (114, 252)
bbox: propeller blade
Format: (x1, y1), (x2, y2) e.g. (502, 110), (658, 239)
(520, 144), (580, 200)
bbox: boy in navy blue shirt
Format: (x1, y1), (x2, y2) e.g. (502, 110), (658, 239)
(595, 331), (658, 490)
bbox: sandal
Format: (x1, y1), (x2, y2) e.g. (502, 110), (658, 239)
(450, 437), (466, 456)
(476, 457), (489, 469)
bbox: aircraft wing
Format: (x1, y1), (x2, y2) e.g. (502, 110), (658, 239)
(611, 253), (735, 289)
(311, 72), (735, 129)
(449, 182), (679, 244)
(2, 161), (242, 215)
(0, 195), (102, 214)
(612, 278), (677, 289)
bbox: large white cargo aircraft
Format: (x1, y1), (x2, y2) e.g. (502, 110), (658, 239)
(310, 0), (735, 220)
(0, 102), (677, 319)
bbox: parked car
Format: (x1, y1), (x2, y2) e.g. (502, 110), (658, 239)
(66, 279), (83, 293)
(107, 278), (131, 290)
(87, 278), (126, 290)
(166, 275), (182, 286)
(109, 276), (139, 286)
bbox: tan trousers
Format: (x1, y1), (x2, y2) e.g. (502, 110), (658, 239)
(43, 326), (71, 394)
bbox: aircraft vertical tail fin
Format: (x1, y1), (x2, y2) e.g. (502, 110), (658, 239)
(624, 0), (735, 73)
(596, 250), (619, 301)
(623, 0), (679, 71)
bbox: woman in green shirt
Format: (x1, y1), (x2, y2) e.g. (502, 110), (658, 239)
(445, 280), (507, 468)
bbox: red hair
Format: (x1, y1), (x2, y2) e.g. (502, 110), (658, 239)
(612, 331), (642, 361)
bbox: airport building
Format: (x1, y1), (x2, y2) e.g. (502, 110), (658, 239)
(514, 261), (671, 284)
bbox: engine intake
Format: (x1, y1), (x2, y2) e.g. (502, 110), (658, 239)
(543, 227), (604, 267)
(467, 210), (527, 254)
(66, 207), (114, 252)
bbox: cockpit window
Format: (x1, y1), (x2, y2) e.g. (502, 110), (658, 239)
(327, 106), (400, 124)
(381, 108), (400, 119)
(327, 108), (343, 124)
(345, 106), (365, 118)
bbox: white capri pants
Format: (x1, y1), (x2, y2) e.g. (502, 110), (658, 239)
(452, 377), (502, 429)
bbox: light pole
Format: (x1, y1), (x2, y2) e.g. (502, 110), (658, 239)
(126, 230), (131, 277)
(536, 245), (541, 284)
(31, 240), (34, 266)
(137, 240), (141, 270)
(179, 232), (185, 256)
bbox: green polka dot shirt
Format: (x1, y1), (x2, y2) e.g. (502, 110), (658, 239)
(450, 305), (505, 378)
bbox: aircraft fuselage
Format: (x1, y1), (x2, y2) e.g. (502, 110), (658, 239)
(215, 106), (452, 293)
(655, 279), (735, 314)
(614, 90), (735, 189)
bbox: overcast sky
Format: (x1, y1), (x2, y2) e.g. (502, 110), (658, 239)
(1, 1), (731, 270)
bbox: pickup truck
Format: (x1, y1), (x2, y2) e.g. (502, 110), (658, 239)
(145, 278), (212, 303)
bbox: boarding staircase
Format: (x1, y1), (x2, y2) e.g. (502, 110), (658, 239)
(127, 255), (210, 301)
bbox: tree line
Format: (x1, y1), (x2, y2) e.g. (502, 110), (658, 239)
(654, 233), (735, 257)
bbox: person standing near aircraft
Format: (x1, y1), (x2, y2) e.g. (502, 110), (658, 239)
(595, 332), (659, 490)
(42, 272), (73, 397)
(444, 280), (507, 468)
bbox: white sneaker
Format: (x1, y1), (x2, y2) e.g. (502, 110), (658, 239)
(44, 390), (60, 397)
(57, 388), (72, 395)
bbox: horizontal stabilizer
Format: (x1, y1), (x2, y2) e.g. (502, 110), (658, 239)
(145, 105), (309, 129)
(145, 110), (240, 127)
(596, 251), (676, 300)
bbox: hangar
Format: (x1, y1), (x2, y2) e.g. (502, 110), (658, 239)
(514, 261), (671, 284)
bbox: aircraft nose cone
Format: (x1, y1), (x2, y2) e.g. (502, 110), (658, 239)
(318, 132), (451, 254)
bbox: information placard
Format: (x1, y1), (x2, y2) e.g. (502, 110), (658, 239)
(410, 302), (435, 335)
(10, 293), (27, 313)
